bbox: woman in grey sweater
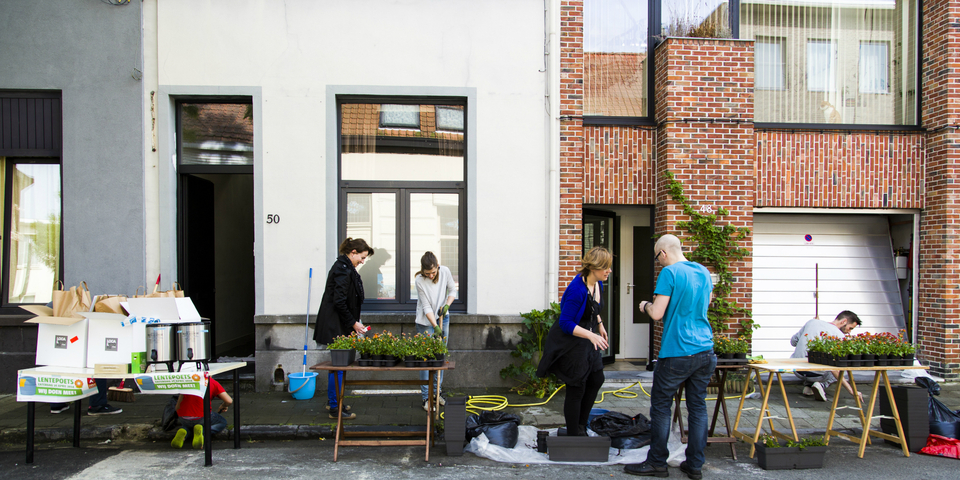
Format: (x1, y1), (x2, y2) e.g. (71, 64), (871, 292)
(414, 251), (457, 411)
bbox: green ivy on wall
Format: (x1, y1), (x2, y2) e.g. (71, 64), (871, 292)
(664, 171), (755, 337)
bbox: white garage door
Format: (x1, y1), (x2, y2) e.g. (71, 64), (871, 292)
(752, 214), (905, 357)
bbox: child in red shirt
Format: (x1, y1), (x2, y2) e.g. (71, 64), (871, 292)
(171, 378), (233, 449)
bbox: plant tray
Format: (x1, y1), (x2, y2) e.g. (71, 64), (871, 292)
(548, 436), (611, 462)
(375, 358), (398, 367)
(357, 359), (374, 366)
(715, 357), (748, 365)
(755, 442), (826, 470)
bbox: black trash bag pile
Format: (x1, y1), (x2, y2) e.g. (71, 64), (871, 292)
(589, 411), (652, 449)
(466, 411), (522, 448)
(915, 377), (960, 440)
(160, 395), (180, 431)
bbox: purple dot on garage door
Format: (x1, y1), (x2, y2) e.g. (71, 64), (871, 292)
(804, 234), (813, 242)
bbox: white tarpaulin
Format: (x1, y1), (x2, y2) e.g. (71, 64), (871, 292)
(464, 424), (688, 465)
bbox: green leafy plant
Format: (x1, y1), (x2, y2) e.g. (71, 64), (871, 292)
(761, 434), (781, 448)
(800, 436), (826, 448)
(499, 303), (562, 398)
(664, 171), (754, 338)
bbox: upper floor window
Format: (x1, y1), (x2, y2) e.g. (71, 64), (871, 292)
(583, 0), (650, 118)
(756, 36), (786, 90)
(806, 40), (837, 92)
(741, 0), (918, 125)
(339, 98), (465, 311)
(860, 41), (890, 94)
(661, 0), (731, 38)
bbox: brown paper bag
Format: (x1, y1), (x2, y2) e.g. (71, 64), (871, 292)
(51, 281), (91, 318)
(93, 295), (128, 314)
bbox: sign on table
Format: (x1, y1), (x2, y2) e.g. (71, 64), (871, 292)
(134, 371), (209, 397)
(17, 373), (98, 403)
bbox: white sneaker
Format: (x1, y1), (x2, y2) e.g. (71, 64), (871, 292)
(422, 400), (430, 412)
(812, 382), (827, 402)
(802, 386), (814, 396)
(437, 395), (446, 407)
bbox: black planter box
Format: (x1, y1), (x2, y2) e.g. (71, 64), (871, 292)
(879, 386), (929, 452)
(444, 396), (467, 456)
(755, 442), (827, 470)
(329, 349), (356, 367)
(548, 436), (611, 462)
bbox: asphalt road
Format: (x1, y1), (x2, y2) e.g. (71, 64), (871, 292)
(1, 436), (957, 480)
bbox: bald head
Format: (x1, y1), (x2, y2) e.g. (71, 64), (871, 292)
(654, 234), (682, 255)
(654, 234), (687, 266)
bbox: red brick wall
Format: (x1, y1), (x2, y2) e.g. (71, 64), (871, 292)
(918, 0), (960, 379)
(755, 132), (925, 208)
(583, 126), (655, 205)
(558, 0), (585, 297)
(652, 38), (756, 351)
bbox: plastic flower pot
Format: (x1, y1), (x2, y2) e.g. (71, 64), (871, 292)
(329, 349), (356, 367)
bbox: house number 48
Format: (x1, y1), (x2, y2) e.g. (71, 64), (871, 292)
(266, 214), (280, 224)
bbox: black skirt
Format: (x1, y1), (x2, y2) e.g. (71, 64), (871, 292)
(536, 294), (603, 387)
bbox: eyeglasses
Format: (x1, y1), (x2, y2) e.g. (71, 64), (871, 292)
(654, 251), (662, 262)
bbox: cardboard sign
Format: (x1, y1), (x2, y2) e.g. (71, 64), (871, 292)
(134, 371), (209, 397)
(17, 373), (98, 403)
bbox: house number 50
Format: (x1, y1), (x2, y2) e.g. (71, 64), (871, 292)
(266, 214), (280, 224)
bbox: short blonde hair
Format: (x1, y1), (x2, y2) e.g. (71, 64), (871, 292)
(577, 246), (612, 278)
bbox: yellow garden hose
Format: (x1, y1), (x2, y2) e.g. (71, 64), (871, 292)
(462, 381), (755, 416)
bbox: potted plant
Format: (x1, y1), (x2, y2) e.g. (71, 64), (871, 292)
(327, 334), (357, 367)
(427, 332), (448, 366)
(713, 335), (733, 359)
(730, 336), (750, 360)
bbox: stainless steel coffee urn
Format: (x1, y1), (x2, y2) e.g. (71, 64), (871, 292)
(176, 321), (212, 371)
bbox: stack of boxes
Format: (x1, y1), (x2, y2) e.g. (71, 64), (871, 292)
(23, 296), (204, 373)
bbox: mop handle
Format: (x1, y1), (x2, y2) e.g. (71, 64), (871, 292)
(303, 268), (313, 375)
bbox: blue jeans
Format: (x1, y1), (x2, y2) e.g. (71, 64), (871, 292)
(179, 412), (228, 436)
(646, 350), (717, 470)
(416, 314), (450, 401)
(327, 371), (344, 409)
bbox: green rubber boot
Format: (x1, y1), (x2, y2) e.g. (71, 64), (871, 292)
(192, 424), (203, 449)
(171, 428), (187, 448)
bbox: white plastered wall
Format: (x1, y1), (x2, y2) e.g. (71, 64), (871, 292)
(153, 0), (549, 315)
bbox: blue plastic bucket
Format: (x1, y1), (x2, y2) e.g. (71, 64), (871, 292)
(588, 408), (609, 425)
(288, 372), (318, 400)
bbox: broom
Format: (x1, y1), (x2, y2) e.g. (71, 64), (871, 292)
(107, 379), (135, 403)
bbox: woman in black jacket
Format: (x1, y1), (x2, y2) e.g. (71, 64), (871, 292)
(314, 237), (374, 420)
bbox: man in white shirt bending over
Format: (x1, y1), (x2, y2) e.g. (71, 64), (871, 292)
(790, 310), (862, 402)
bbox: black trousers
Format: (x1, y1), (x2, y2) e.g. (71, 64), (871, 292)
(563, 369), (605, 435)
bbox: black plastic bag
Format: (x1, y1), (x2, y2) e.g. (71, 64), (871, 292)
(161, 395), (180, 431)
(466, 411), (522, 448)
(916, 377), (941, 396)
(929, 396), (960, 440)
(589, 411), (651, 449)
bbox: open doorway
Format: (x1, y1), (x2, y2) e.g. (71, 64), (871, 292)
(582, 205), (653, 367)
(179, 173), (254, 358)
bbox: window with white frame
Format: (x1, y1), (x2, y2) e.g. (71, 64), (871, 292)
(806, 40), (837, 92)
(756, 37), (785, 90)
(859, 41), (889, 94)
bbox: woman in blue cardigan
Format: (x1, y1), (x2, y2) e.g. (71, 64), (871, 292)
(537, 246), (611, 435)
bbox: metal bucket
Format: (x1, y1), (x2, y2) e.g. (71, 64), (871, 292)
(176, 321), (212, 363)
(145, 323), (177, 364)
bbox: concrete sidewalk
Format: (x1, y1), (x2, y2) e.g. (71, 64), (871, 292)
(2, 367), (956, 449)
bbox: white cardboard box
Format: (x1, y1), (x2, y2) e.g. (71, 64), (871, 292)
(123, 297), (202, 324)
(81, 312), (135, 369)
(22, 305), (89, 368)
(80, 312), (146, 368)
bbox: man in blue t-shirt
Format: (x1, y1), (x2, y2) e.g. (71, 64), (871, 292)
(624, 234), (715, 480)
